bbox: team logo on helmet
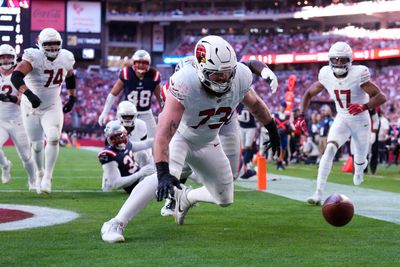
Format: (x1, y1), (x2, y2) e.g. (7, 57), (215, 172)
(196, 45), (207, 63)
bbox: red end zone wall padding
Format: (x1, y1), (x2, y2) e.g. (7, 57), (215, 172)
(4, 139), (104, 147)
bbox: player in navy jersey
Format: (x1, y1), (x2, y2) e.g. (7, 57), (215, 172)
(98, 50), (161, 138)
(237, 103), (258, 178)
(98, 120), (155, 193)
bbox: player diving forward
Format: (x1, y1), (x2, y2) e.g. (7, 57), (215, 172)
(99, 35), (280, 243)
(0, 44), (36, 189)
(158, 55), (278, 216)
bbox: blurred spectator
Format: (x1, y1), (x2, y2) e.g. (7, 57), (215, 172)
(302, 136), (320, 165)
(377, 110), (390, 164)
(318, 105), (334, 155)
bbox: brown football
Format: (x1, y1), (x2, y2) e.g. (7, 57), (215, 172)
(322, 194), (354, 227)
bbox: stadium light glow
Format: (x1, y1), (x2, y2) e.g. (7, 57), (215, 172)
(294, 0), (400, 19)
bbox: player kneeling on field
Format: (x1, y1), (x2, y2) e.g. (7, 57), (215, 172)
(98, 120), (155, 193)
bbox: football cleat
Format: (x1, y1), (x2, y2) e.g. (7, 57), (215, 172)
(353, 173), (364, 186)
(101, 218), (125, 243)
(240, 169), (256, 179)
(28, 182), (36, 192)
(35, 170), (44, 194)
(1, 160), (12, 184)
(160, 197), (176, 217)
(174, 185), (193, 225)
(40, 175), (52, 194)
(306, 193), (322, 206)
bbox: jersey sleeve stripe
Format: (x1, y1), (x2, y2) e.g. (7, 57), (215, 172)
(153, 71), (161, 82)
(161, 83), (168, 102)
(122, 67), (128, 80)
(98, 150), (117, 157)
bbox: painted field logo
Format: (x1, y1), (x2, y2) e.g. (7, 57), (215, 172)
(0, 208), (33, 223)
(0, 204), (79, 231)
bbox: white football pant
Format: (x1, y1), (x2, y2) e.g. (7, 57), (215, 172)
(315, 113), (371, 195)
(137, 111), (156, 138)
(21, 101), (63, 180)
(0, 118), (36, 184)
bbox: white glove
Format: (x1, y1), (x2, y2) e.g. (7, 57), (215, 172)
(261, 68), (278, 94)
(139, 164), (155, 177)
(98, 113), (107, 126)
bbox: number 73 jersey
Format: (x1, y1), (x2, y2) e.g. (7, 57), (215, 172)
(319, 65), (370, 118)
(22, 48), (75, 109)
(169, 62), (252, 145)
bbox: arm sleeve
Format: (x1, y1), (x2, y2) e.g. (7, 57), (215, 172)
(131, 138), (154, 152)
(101, 93), (117, 115)
(102, 161), (143, 190)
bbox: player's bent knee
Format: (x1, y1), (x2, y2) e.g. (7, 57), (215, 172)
(324, 143), (338, 160)
(31, 141), (44, 152)
(46, 127), (60, 145)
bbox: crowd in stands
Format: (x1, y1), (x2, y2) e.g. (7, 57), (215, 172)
(171, 35), (248, 56)
(107, 0), (371, 17)
(170, 32), (400, 57)
(64, 64), (400, 132)
(62, 60), (400, 170)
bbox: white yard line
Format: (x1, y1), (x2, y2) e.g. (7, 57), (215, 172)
(236, 174), (400, 224)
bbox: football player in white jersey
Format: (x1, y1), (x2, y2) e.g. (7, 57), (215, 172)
(159, 56), (277, 216)
(100, 36), (280, 243)
(116, 101), (153, 152)
(0, 44), (36, 189)
(11, 28), (77, 194)
(294, 42), (386, 205)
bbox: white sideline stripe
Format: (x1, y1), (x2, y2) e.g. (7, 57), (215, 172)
(236, 174), (400, 224)
(0, 204), (80, 231)
(6, 176), (99, 179)
(0, 189), (103, 193)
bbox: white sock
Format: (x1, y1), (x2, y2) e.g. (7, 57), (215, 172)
(0, 149), (7, 167)
(316, 144), (337, 196)
(354, 155), (367, 176)
(187, 186), (216, 204)
(44, 143), (59, 179)
(115, 173), (158, 226)
(32, 142), (44, 173)
(23, 158), (36, 184)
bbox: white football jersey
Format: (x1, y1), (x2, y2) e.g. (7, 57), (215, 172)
(319, 65), (370, 118)
(129, 119), (148, 142)
(0, 71), (21, 120)
(169, 62), (252, 144)
(21, 48), (75, 109)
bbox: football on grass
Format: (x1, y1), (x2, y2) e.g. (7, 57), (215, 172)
(322, 194), (354, 227)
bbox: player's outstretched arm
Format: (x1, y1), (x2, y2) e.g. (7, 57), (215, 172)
(299, 81), (325, 115)
(101, 161), (153, 191)
(294, 81), (325, 134)
(98, 79), (123, 126)
(242, 88), (280, 156)
(62, 69), (77, 113)
(242, 60), (278, 93)
(153, 93), (184, 201)
(11, 60), (41, 108)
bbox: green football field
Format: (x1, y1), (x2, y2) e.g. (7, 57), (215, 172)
(0, 147), (399, 267)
